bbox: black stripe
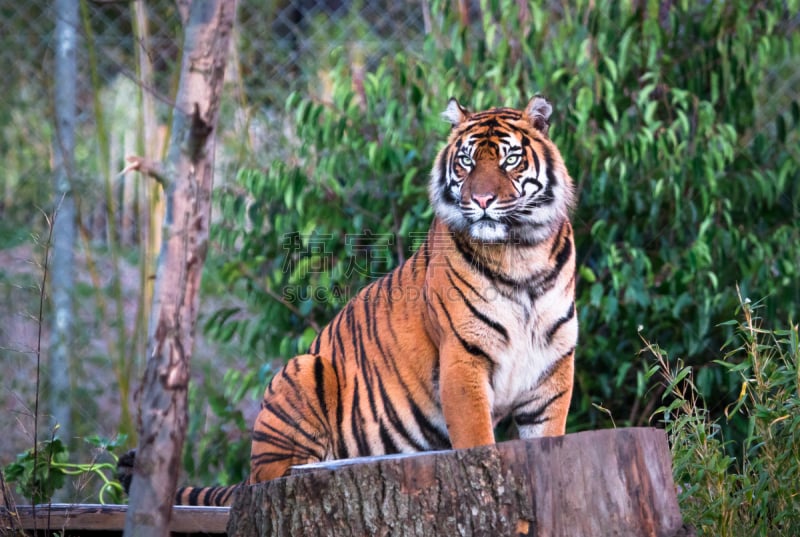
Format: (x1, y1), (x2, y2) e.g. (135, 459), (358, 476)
(251, 427), (296, 451)
(202, 487), (217, 506)
(368, 330), (441, 449)
(250, 451), (295, 465)
(445, 271), (509, 342)
(332, 308), (346, 367)
(187, 487), (202, 505)
(219, 486), (237, 505)
(478, 139), (500, 154)
(252, 425), (323, 459)
(434, 292), (495, 375)
(359, 288), (388, 364)
(313, 355), (328, 416)
(379, 421), (400, 454)
(470, 110), (521, 121)
(360, 285), (391, 364)
(475, 118), (501, 130)
(535, 347), (575, 389)
(251, 423), (305, 455)
(310, 334), (321, 354)
(530, 145), (540, 178)
(445, 256), (485, 300)
(438, 151), (448, 187)
(362, 286), (373, 340)
(368, 284), (381, 342)
(550, 235), (573, 277)
(384, 276), (400, 344)
(514, 390), (567, 426)
(350, 315), (380, 429)
(257, 399), (321, 447)
(356, 325), (381, 424)
(453, 234), (516, 287)
(333, 360), (347, 459)
(374, 375), (427, 451)
(410, 400), (450, 448)
(527, 236), (572, 300)
(350, 376), (371, 456)
(383, 270), (394, 301)
(541, 144), (557, 204)
(549, 220), (569, 256)
(545, 302), (575, 344)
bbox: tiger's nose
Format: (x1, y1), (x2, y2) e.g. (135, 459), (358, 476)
(472, 193), (496, 209)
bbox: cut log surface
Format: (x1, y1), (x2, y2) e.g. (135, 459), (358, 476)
(228, 427), (686, 537)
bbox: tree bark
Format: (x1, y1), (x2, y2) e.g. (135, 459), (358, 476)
(228, 428), (689, 537)
(49, 0), (79, 458)
(122, 2), (236, 536)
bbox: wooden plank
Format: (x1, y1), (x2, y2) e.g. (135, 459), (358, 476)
(1, 504), (229, 534)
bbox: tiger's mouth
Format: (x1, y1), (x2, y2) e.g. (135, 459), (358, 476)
(465, 206), (517, 226)
(468, 219), (508, 242)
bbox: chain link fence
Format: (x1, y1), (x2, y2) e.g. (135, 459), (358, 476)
(0, 0), (431, 234)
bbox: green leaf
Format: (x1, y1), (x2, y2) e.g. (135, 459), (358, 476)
(579, 265), (597, 283)
(576, 86), (593, 116)
(776, 114), (786, 143)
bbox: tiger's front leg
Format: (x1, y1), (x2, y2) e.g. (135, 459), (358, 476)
(438, 341), (496, 449)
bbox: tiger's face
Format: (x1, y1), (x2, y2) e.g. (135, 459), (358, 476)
(430, 97), (574, 244)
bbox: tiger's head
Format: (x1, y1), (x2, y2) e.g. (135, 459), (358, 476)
(429, 96), (575, 244)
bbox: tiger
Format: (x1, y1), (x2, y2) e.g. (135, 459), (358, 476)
(118, 96), (578, 506)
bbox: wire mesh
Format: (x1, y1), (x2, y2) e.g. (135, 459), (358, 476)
(0, 0), (430, 223)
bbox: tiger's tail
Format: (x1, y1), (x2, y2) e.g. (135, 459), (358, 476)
(116, 449), (241, 506)
(175, 484), (240, 506)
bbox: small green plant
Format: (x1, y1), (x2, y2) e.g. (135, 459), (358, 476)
(4, 434), (127, 505)
(644, 295), (800, 536)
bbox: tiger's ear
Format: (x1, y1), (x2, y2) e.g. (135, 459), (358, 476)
(442, 98), (470, 127)
(525, 95), (552, 135)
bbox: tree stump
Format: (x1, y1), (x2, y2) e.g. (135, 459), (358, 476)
(228, 427), (689, 537)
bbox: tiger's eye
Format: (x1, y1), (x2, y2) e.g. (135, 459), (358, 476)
(503, 154), (522, 169)
(458, 154), (473, 168)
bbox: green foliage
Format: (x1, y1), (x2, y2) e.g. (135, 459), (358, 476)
(646, 299), (799, 535)
(3, 435), (126, 504)
(183, 365), (252, 485)
(5, 438), (68, 504)
(204, 0), (799, 442)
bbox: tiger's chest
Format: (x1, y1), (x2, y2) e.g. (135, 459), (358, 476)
(421, 218), (576, 437)
(468, 284), (577, 424)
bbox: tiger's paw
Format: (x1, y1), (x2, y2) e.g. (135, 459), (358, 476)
(116, 449), (136, 495)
